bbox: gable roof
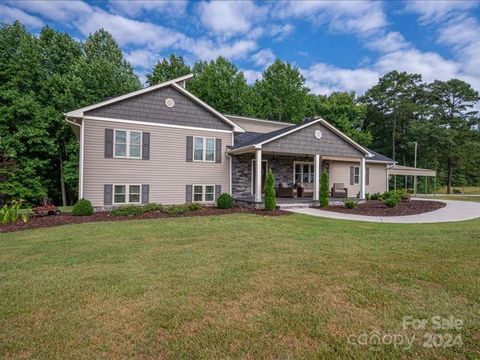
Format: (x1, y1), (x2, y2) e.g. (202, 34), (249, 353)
(366, 149), (394, 163)
(65, 74), (245, 132)
(230, 117), (372, 156)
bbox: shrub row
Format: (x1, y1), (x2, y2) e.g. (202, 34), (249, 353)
(111, 202), (204, 217)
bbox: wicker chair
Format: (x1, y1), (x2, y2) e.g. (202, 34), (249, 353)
(331, 183), (348, 198)
(277, 182), (296, 198)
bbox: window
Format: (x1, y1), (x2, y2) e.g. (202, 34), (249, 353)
(114, 130), (142, 159)
(193, 185), (215, 202)
(294, 162), (314, 184)
(114, 184), (141, 204)
(354, 166), (360, 185)
(193, 137), (215, 162)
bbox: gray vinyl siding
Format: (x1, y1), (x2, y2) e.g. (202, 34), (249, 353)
(82, 119), (231, 207)
(85, 85), (232, 131)
(262, 122), (364, 158)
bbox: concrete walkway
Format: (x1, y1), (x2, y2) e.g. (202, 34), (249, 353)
(287, 199), (480, 223)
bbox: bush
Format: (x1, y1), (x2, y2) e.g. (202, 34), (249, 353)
(217, 193), (234, 209)
(111, 205), (144, 216)
(143, 202), (163, 212)
(320, 171), (329, 208)
(365, 193), (371, 201)
(164, 205), (189, 215)
(384, 197), (400, 208)
(0, 200), (23, 224)
(370, 192), (382, 201)
(186, 202), (203, 211)
(264, 168), (277, 211)
(72, 198), (93, 216)
(344, 199), (357, 209)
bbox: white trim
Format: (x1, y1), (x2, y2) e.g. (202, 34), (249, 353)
(250, 158), (268, 196)
(65, 74), (194, 117)
(113, 129), (142, 159)
(192, 184), (216, 203)
(171, 83), (245, 132)
(79, 119), (84, 199)
(192, 136), (216, 162)
(83, 116), (233, 134)
(293, 161), (314, 184)
(113, 184), (142, 205)
(224, 114), (294, 127)
(366, 159), (395, 164)
(313, 154), (320, 201)
(229, 117), (371, 156)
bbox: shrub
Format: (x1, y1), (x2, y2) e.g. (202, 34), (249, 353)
(320, 171), (329, 208)
(0, 200), (23, 224)
(111, 205), (144, 216)
(143, 202), (163, 212)
(186, 202), (203, 211)
(384, 197), (400, 208)
(164, 205), (189, 215)
(365, 193), (371, 201)
(72, 198), (93, 216)
(344, 199), (357, 209)
(264, 168), (276, 211)
(217, 193), (234, 209)
(370, 192), (382, 201)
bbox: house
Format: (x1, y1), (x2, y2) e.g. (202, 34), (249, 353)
(65, 74), (398, 210)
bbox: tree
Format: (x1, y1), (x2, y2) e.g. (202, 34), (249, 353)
(252, 59), (309, 123)
(320, 171), (329, 207)
(264, 168), (276, 211)
(308, 92), (372, 146)
(425, 79), (479, 193)
(187, 57), (253, 115)
(146, 54), (191, 85)
(361, 71), (425, 164)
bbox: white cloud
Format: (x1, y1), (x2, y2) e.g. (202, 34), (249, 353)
(10, 0), (92, 22)
(251, 49), (276, 67)
(198, 0), (267, 37)
(0, 4), (44, 28)
(274, 0), (388, 36)
(125, 49), (160, 69)
(269, 23), (294, 41)
(404, 0), (478, 24)
(186, 39), (257, 61)
(366, 32), (411, 53)
(108, 0), (187, 18)
(242, 69), (262, 84)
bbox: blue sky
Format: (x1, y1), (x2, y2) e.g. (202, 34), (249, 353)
(2, 1), (480, 95)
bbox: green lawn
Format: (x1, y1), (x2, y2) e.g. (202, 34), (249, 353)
(1, 214), (479, 359)
(429, 195), (480, 203)
(435, 186), (480, 195)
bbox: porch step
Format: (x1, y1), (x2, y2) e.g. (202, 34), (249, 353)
(277, 202), (315, 209)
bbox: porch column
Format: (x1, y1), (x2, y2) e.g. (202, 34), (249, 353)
(313, 154), (320, 201)
(360, 157), (366, 200)
(255, 148), (262, 202)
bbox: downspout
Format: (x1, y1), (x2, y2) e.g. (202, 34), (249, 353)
(225, 132), (234, 195)
(65, 117), (84, 200)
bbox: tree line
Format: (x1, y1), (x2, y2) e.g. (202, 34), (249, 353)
(1, 22), (478, 205)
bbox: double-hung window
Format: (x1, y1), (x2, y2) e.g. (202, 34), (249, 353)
(354, 166), (360, 185)
(294, 162), (314, 184)
(193, 185), (215, 202)
(114, 130), (142, 159)
(193, 137), (215, 162)
(114, 184), (141, 204)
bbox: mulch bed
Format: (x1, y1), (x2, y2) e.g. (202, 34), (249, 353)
(0, 206), (288, 233)
(319, 200), (446, 217)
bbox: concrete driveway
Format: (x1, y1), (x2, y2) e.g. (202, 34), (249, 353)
(287, 199), (480, 223)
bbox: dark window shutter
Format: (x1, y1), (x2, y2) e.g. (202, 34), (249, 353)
(141, 184), (149, 204)
(186, 136), (193, 162)
(104, 184), (113, 205)
(215, 185), (221, 200)
(185, 185), (192, 203)
(350, 166), (354, 185)
(142, 132), (150, 160)
(105, 129), (113, 158)
(215, 138), (222, 163)
(366, 167), (370, 186)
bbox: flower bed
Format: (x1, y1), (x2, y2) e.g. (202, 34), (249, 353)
(0, 206), (288, 233)
(319, 200), (445, 216)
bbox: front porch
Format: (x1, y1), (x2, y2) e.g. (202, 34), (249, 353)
(234, 195), (361, 209)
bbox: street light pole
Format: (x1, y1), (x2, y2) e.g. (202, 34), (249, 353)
(414, 141), (417, 196)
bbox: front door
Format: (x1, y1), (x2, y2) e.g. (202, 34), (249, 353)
(252, 160), (268, 194)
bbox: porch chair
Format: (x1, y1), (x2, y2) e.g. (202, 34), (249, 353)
(331, 183), (348, 198)
(276, 182), (296, 198)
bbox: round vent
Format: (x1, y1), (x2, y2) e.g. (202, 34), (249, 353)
(314, 130), (322, 139)
(165, 98), (175, 108)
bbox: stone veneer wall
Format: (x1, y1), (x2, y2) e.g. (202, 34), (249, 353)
(231, 154), (329, 198)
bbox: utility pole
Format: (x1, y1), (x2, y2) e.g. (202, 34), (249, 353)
(413, 142), (417, 196)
